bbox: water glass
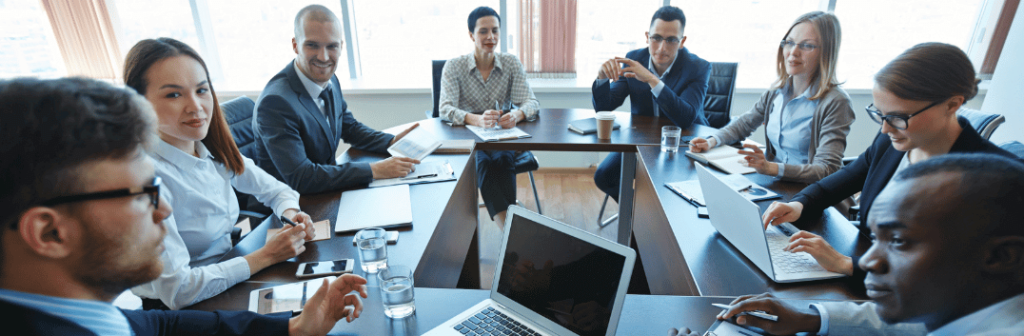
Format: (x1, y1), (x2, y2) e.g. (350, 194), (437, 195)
(356, 228), (388, 273)
(661, 126), (682, 153)
(378, 265), (416, 318)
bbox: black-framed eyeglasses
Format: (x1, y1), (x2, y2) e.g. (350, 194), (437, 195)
(865, 100), (944, 130)
(649, 35), (682, 44)
(780, 40), (818, 52)
(40, 177), (161, 209)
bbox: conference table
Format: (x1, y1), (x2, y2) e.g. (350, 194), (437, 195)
(190, 108), (869, 330)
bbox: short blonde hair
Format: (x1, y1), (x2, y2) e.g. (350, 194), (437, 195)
(772, 11), (842, 100)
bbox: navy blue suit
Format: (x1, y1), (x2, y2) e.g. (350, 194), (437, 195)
(592, 47), (711, 201)
(253, 62), (394, 194)
(0, 299), (289, 336)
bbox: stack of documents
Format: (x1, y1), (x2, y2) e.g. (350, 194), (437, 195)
(465, 125), (531, 142)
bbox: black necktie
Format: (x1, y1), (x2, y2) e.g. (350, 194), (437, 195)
(319, 86), (335, 129)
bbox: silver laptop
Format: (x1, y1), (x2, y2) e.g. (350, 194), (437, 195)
(695, 163), (845, 283)
(423, 206), (636, 336)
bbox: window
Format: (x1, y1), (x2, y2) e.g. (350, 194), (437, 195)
(833, 0), (987, 88)
(673, 0), (822, 88)
(113, 0), (200, 61)
(353, 0), (499, 83)
(204, 0), (348, 91)
(0, 0), (65, 79)
(575, 0), (663, 79)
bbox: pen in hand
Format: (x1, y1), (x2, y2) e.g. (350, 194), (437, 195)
(712, 303), (779, 322)
(280, 215), (298, 227)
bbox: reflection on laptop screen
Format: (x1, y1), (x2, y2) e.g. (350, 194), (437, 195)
(495, 215), (626, 336)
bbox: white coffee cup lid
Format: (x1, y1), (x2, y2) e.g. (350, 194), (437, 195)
(595, 112), (615, 120)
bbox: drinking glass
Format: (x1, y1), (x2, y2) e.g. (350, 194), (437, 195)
(378, 265), (415, 318)
(661, 126), (682, 153)
(356, 228), (388, 273)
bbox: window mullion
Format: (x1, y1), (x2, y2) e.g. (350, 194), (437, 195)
(189, 0), (225, 85)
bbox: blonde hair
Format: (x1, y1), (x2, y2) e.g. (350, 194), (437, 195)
(772, 11), (842, 100)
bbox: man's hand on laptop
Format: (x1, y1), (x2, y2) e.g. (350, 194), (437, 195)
(371, 156), (420, 179)
(786, 231), (854, 275)
(289, 274), (369, 336)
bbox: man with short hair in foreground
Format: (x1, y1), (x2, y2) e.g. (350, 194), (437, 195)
(670, 153), (1024, 336)
(0, 77), (367, 336)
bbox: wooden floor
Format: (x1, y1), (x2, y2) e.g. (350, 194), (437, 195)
(476, 168), (620, 289)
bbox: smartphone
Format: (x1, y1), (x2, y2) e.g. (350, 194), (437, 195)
(248, 276), (336, 314)
(295, 259), (354, 279)
(352, 231), (399, 245)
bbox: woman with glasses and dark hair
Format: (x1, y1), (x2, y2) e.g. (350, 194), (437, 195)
(125, 38), (320, 310)
(690, 11), (854, 183)
(760, 42), (1016, 279)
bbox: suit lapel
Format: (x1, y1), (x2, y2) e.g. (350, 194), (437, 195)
(285, 64), (335, 147)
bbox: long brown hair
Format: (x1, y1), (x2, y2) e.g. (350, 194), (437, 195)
(123, 38), (244, 175)
(772, 11), (842, 100)
(874, 42), (979, 103)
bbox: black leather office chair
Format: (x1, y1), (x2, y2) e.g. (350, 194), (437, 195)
(426, 60), (447, 118)
(427, 60), (542, 214)
(703, 62), (739, 128)
(1000, 141), (1024, 159)
(221, 96), (269, 244)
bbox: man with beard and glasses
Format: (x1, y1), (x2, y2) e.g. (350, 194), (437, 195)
(0, 77), (368, 336)
(253, 4), (419, 194)
(669, 153), (1024, 336)
(591, 5), (712, 205)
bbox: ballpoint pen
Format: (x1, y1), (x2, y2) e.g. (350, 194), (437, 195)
(280, 216), (298, 226)
(711, 303), (779, 322)
(400, 173), (438, 180)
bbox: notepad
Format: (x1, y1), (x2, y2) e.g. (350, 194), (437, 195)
(685, 146), (757, 175)
(465, 125), (531, 142)
(335, 185), (413, 233)
(266, 220), (331, 243)
(665, 174), (780, 205)
(433, 139), (475, 154)
(368, 160), (455, 188)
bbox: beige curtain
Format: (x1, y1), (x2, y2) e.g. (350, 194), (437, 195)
(518, 0), (577, 74)
(40, 0), (122, 81)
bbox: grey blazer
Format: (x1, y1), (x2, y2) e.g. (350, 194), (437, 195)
(252, 62), (394, 194)
(711, 84), (855, 183)
(821, 297), (1024, 335)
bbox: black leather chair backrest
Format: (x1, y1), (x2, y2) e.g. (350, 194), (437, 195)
(1000, 141), (1024, 159)
(431, 60), (447, 118)
(222, 96), (258, 160)
(703, 62), (738, 128)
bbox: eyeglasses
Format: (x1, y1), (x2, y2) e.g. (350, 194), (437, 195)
(780, 40), (819, 52)
(865, 100), (944, 130)
(40, 177), (162, 209)
(649, 35), (682, 44)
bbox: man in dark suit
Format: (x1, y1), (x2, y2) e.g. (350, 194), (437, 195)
(591, 5), (712, 202)
(0, 77), (368, 336)
(254, 5), (418, 194)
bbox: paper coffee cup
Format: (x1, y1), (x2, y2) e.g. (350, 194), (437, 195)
(595, 112), (615, 140)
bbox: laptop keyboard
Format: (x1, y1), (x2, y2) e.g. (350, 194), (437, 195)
(765, 226), (829, 274)
(453, 306), (542, 336)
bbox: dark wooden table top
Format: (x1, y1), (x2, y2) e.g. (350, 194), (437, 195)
(218, 152), (473, 287)
(190, 285), (825, 335)
(633, 145), (871, 300)
(395, 108), (703, 152)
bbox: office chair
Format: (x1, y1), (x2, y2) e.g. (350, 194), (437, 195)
(221, 96), (270, 244)
(598, 62), (739, 227)
(703, 62), (739, 128)
(426, 60), (447, 118)
(1000, 141), (1024, 159)
(428, 60), (543, 214)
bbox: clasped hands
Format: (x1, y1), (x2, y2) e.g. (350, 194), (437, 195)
(597, 57), (660, 88)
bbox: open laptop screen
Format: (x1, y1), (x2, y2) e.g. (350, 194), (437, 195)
(495, 215), (626, 336)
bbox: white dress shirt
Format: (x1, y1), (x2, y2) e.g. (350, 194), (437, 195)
(647, 53), (678, 117)
(293, 61), (330, 125)
(132, 141), (300, 309)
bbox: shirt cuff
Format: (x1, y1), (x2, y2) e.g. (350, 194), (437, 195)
(776, 163), (786, 177)
(706, 136), (719, 149)
(651, 80), (665, 98)
(224, 256), (252, 283)
(810, 303), (830, 335)
(273, 199), (301, 219)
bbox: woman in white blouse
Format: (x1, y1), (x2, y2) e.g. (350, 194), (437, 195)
(125, 38), (316, 309)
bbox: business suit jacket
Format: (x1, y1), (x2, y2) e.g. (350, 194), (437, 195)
(1, 299), (289, 336)
(821, 297), (1024, 335)
(592, 47), (711, 127)
(253, 62), (394, 194)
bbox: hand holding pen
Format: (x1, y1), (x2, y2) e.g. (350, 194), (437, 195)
(715, 293), (823, 335)
(281, 209), (315, 241)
